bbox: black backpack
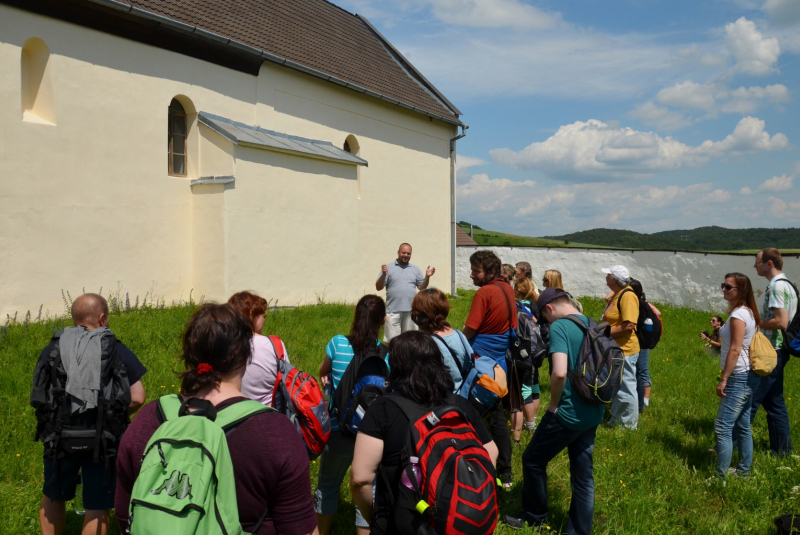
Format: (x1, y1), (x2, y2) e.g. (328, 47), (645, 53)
(332, 340), (389, 437)
(379, 394), (497, 535)
(30, 328), (131, 466)
(509, 300), (548, 370)
(618, 289), (662, 350)
(563, 316), (624, 405)
(774, 279), (800, 357)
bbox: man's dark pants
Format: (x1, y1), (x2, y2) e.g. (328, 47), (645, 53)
(488, 406), (513, 476)
(750, 348), (792, 455)
(521, 411), (597, 535)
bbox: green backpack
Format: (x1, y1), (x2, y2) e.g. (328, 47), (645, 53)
(128, 395), (273, 535)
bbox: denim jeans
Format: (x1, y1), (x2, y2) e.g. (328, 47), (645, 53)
(750, 348), (792, 455)
(636, 349), (651, 413)
(522, 411), (597, 535)
(715, 371), (760, 478)
(487, 405), (513, 475)
(610, 352), (639, 429)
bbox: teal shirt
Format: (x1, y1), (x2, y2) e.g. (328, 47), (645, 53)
(548, 315), (605, 431)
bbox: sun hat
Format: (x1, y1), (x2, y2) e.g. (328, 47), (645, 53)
(601, 265), (630, 281)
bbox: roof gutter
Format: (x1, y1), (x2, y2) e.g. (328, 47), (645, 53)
(450, 124), (468, 297)
(84, 0), (465, 127)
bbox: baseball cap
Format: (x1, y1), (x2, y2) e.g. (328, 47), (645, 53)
(537, 287), (567, 311)
(601, 265), (630, 281)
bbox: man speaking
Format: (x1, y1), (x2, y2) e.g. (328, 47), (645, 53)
(376, 243), (435, 342)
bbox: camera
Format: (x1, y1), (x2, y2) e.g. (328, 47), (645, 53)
(701, 330), (709, 337)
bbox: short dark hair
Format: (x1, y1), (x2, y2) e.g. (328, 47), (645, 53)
(179, 303), (253, 396)
(629, 278), (645, 300)
(760, 248), (783, 270)
(388, 331), (454, 406)
(469, 250), (501, 279)
(227, 291), (268, 331)
(411, 288), (450, 333)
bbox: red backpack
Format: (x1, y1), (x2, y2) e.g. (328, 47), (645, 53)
(266, 335), (331, 459)
(382, 393), (497, 535)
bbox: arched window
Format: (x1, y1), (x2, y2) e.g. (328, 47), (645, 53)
(168, 99), (187, 176)
(344, 134), (362, 199)
(21, 38), (56, 124)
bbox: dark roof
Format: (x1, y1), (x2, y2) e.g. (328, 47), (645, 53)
(17, 0), (461, 124)
(456, 226), (478, 246)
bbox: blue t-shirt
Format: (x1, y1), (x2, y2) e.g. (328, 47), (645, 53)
(325, 335), (388, 431)
(379, 260), (424, 313)
(432, 330), (474, 393)
(548, 315), (604, 431)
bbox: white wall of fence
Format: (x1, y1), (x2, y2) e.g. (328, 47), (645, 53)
(456, 247), (800, 312)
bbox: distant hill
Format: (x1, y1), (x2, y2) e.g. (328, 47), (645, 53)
(543, 226), (800, 252)
(457, 224), (604, 248)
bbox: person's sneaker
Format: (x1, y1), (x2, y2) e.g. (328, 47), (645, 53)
(498, 471), (513, 489)
(503, 514), (527, 530)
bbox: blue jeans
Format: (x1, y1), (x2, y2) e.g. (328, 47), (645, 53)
(636, 349), (651, 412)
(314, 433), (368, 527)
(750, 349), (792, 455)
(611, 352), (639, 429)
(715, 372), (760, 478)
(522, 411), (597, 535)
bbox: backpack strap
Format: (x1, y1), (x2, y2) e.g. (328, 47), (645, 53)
(431, 333), (464, 376)
(772, 278), (799, 350)
(491, 281), (517, 333)
(215, 399), (273, 432)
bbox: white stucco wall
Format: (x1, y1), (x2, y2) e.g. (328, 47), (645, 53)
(0, 5), (455, 318)
(456, 247), (800, 312)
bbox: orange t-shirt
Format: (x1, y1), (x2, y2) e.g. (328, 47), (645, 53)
(465, 281), (519, 334)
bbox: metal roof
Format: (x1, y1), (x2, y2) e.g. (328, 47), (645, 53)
(198, 112), (368, 166)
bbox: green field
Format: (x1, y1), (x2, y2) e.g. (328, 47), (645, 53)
(3, 293), (800, 534)
(459, 225), (604, 249)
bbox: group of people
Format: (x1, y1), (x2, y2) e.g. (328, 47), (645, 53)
(31, 243), (797, 535)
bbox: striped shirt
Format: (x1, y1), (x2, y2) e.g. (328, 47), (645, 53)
(326, 335), (387, 431)
(762, 274), (799, 350)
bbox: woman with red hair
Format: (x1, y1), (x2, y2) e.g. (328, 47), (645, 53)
(228, 291), (288, 407)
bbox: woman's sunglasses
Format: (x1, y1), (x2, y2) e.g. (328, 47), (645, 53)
(720, 283), (738, 291)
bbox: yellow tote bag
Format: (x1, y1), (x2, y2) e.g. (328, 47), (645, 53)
(750, 331), (778, 376)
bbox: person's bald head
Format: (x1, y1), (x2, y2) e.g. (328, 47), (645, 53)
(71, 293), (110, 329)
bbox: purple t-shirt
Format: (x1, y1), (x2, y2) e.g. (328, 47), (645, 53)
(115, 397), (317, 535)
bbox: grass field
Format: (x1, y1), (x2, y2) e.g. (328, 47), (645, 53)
(458, 226), (603, 249)
(3, 292), (800, 534)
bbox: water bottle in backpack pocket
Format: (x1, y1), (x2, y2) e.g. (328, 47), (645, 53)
(382, 394), (498, 535)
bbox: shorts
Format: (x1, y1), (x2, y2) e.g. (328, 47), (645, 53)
(505, 363), (540, 412)
(314, 433), (369, 527)
(43, 454), (116, 510)
(521, 367), (541, 405)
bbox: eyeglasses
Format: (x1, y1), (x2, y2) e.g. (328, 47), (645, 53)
(720, 283), (738, 291)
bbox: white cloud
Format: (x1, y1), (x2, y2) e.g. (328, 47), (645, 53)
(759, 174), (794, 191)
(456, 155), (487, 170)
(489, 116), (788, 180)
(629, 102), (693, 130)
(657, 81), (720, 110)
(457, 173), (744, 233)
(762, 0), (800, 26)
(767, 196), (800, 220)
(725, 17), (780, 75)
(719, 84), (791, 113)
(425, 0), (557, 30)
(673, 43), (727, 67)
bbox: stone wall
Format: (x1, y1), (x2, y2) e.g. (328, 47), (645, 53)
(456, 247), (800, 312)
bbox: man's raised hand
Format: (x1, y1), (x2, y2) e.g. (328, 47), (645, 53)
(426, 266), (436, 277)
(381, 264), (388, 275)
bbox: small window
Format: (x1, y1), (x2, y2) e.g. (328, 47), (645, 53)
(168, 99), (187, 176)
(343, 140), (351, 153)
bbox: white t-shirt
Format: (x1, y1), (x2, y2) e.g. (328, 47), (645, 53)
(719, 306), (757, 375)
(241, 334), (288, 407)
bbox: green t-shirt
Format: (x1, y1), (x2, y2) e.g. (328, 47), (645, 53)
(549, 314), (605, 431)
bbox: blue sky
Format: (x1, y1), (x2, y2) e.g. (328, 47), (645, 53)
(336, 0), (800, 236)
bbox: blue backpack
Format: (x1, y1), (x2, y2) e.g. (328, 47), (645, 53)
(332, 341), (389, 437)
(458, 356), (508, 417)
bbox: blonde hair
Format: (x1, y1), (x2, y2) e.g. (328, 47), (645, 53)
(514, 277), (538, 302)
(502, 264), (516, 281)
(542, 269), (563, 289)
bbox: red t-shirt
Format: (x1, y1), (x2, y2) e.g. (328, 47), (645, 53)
(465, 280), (518, 334)
(115, 397), (317, 535)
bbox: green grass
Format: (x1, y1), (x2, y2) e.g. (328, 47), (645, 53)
(459, 225), (604, 249)
(3, 294), (800, 534)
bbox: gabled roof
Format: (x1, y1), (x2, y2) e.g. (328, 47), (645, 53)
(199, 112), (368, 166)
(10, 0), (462, 125)
(456, 226), (478, 246)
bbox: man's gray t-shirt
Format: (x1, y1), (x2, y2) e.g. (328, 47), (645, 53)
(379, 260), (424, 313)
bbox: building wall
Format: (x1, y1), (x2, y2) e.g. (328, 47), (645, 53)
(0, 5), (455, 318)
(456, 247), (800, 312)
